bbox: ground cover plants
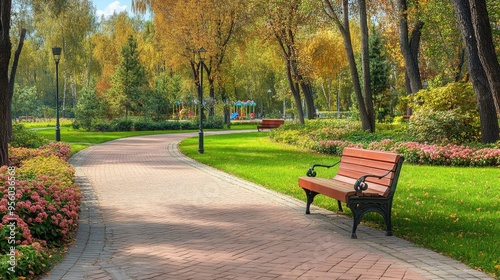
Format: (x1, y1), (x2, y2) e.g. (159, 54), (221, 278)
(0, 142), (81, 279)
(270, 119), (500, 167)
(179, 132), (500, 279)
(31, 119), (255, 155)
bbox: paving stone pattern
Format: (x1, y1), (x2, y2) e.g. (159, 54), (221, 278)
(43, 132), (493, 280)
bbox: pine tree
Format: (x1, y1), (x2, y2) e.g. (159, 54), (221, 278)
(369, 27), (391, 121)
(109, 35), (147, 118)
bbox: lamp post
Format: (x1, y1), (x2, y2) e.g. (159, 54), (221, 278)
(52, 47), (62, 142)
(198, 47), (207, 154)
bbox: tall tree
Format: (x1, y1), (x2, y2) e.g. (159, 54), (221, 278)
(324, 0), (374, 131)
(265, 0), (316, 124)
(369, 26), (391, 119)
(0, 0), (26, 166)
(469, 0), (500, 114)
(133, 0), (247, 120)
(109, 34), (148, 118)
(358, 0), (375, 131)
(396, 0), (423, 95)
(451, 0), (499, 143)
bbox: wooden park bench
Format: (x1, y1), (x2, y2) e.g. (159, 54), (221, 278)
(257, 119), (284, 132)
(298, 148), (404, 238)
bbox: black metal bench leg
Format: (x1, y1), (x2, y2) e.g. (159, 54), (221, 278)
(350, 210), (361, 239)
(337, 200), (343, 212)
(303, 189), (318, 214)
(384, 204), (393, 236)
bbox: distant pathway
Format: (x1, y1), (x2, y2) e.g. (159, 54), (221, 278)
(43, 131), (493, 279)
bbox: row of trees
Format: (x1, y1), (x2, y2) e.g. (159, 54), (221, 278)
(1, 0), (500, 165)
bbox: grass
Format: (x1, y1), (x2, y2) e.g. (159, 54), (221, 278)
(179, 132), (500, 279)
(34, 124), (257, 155)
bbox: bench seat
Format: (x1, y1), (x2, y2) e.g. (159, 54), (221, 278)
(257, 119), (284, 131)
(298, 147), (404, 238)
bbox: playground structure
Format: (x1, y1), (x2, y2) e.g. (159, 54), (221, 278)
(172, 100), (200, 120)
(172, 99), (257, 120)
(231, 100), (256, 120)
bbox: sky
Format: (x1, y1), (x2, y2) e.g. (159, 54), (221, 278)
(92, 0), (133, 18)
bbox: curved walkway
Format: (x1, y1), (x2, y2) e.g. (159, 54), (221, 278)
(43, 132), (493, 280)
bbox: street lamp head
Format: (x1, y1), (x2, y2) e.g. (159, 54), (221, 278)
(198, 47), (207, 62)
(52, 47), (62, 63)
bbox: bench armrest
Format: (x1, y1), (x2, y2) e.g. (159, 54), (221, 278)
(353, 169), (393, 192)
(306, 161), (341, 177)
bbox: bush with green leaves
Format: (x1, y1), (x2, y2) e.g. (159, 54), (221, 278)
(111, 118), (133, 131)
(408, 109), (479, 144)
(74, 87), (107, 131)
(1, 142), (80, 279)
(203, 116), (225, 129)
(407, 82), (477, 115)
(270, 119), (362, 149)
(405, 82), (480, 144)
(10, 124), (49, 148)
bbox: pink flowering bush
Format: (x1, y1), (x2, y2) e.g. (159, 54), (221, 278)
(313, 139), (500, 166)
(0, 142), (80, 279)
(17, 155), (75, 189)
(8, 142), (71, 167)
(38, 142), (71, 161)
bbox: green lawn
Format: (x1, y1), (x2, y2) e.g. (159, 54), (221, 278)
(179, 132), (500, 279)
(34, 123), (257, 155)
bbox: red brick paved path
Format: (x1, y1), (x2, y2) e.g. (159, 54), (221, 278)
(43, 132), (493, 280)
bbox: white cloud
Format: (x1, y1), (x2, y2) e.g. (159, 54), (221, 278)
(96, 1), (128, 18)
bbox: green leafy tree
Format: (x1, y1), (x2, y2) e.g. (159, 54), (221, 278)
(12, 85), (38, 118)
(146, 73), (182, 121)
(74, 87), (107, 130)
(108, 34), (148, 118)
(369, 27), (391, 122)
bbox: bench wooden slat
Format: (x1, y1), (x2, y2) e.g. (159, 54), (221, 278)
(336, 168), (393, 187)
(257, 119), (285, 131)
(298, 147), (405, 238)
(333, 175), (390, 197)
(341, 156), (398, 171)
(342, 148), (400, 163)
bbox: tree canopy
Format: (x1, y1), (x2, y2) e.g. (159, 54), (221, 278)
(1, 0), (500, 164)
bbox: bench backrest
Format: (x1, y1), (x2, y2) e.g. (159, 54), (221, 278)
(262, 119), (284, 125)
(334, 148), (404, 198)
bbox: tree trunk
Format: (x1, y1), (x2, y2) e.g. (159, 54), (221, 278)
(359, 0), (375, 132)
(286, 61), (305, 124)
(452, 0), (499, 143)
(469, 0), (500, 114)
(0, 0), (12, 166)
(300, 81), (315, 120)
(7, 28), (26, 142)
(396, 0), (423, 94)
(324, 0), (371, 131)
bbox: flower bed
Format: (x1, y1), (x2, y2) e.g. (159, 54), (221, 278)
(313, 139), (500, 167)
(0, 142), (81, 279)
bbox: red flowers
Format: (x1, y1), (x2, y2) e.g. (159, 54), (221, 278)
(314, 139), (500, 166)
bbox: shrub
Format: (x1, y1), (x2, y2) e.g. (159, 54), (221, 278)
(408, 109), (479, 144)
(17, 155), (75, 188)
(270, 120), (362, 150)
(10, 124), (49, 148)
(39, 142), (71, 161)
(111, 118), (133, 131)
(1, 142), (81, 278)
(203, 116), (225, 129)
(134, 120), (157, 131)
(8, 142), (71, 168)
(312, 138), (500, 167)
(91, 121), (113, 132)
(0, 244), (50, 279)
(407, 82), (477, 116)
(74, 87), (107, 130)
